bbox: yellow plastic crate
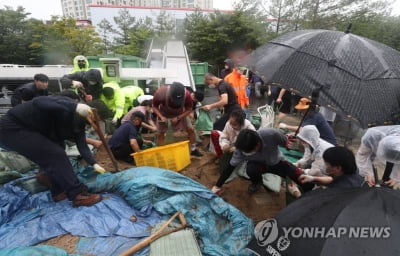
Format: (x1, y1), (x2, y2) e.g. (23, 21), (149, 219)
(131, 140), (191, 172)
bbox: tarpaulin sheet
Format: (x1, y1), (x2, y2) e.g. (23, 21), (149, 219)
(0, 166), (254, 256)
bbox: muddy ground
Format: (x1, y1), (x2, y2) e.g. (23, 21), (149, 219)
(39, 132), (288, 253)
(39, 94), (372, 253)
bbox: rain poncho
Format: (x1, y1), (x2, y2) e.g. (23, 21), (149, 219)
(356, 125), (400, 182)
(377, 136), (400, 164)
(296, 125), (334, 176)
(101, 81), (125, 119)
(60, 69), (103, 100)
(70, 55), (89, 73)
(121, 85), (144, 113)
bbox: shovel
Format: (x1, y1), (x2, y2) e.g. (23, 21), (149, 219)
(119, 211), (188, 256)
(86, 108), (119, 172)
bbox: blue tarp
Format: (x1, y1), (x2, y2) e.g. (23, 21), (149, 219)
(0, 166), (254, 256)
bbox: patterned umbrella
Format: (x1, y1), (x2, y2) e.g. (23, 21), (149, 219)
(247, 29), (400, 128)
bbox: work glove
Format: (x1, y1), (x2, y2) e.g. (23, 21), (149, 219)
(278, 123), (288, 129)
(85, 94), (93, 102)
(76, 103), (92, 117)
(93, 163), (106, 174)
(112, 117), (118, 124)
(72, 80), (83, 88)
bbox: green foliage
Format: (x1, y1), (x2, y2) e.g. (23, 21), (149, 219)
(43, 17), (104, 64)
(336, 13), (400, 51)
(0, 6), (44, 64)
(183, 9), (271, 73)
(98, 19), (116, 54)
(1, 2), (400, 67)
(155, 10), (176, 42)
(296, 0), (391, 30)
(113, 9), (137, 46)
(129, 26), (154, 58)
(112, 9), (154, 56)
(261, 0), (400, 52)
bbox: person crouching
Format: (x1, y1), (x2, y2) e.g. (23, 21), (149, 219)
(108, 111), (149, 164)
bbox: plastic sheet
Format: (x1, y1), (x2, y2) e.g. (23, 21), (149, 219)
(0, 166), (254, 255)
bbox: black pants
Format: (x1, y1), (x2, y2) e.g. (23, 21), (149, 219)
(111, 140), (142, 164)
(0, 125), (86, 200)
(216, 160), (313, 192)
(246, 160), (314, 192)
(382, 162), (394, 182)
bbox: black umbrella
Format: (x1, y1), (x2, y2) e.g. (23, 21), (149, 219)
(247, 28), (400, 128)
(247, 187), (400, 256)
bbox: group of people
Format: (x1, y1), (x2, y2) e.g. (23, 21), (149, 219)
(2, 55), (400, 209)
(202, 59), (400, 198)
(0, 55), (207, 208)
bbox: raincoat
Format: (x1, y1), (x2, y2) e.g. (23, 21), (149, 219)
(296, 125), (334, 176)
(60, 69), (103, 99)
(356, 125), (400, 182)
(121, 85), (144, 113)
(224, 69), (249, 109)
(70, 55), (89, 73)
(100, 81), (125, 119)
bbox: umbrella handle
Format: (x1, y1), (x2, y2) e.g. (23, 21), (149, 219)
(372, 164), (381, 187)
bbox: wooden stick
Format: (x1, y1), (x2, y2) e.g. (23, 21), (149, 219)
(119, 212), (187, 256)
(87, 109), (119, 172)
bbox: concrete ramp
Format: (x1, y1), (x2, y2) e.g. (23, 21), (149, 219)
(141, 40), (196, 92)
(164, 41), (195, 89)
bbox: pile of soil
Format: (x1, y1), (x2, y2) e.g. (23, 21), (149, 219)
(40, 135), (287, 253)
(39, 111), (370, 253)
(94, 134), (288, 223)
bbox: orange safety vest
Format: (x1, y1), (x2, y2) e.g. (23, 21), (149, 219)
(224, 69), (249, 109)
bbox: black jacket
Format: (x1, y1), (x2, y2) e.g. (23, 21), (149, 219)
(11, 82), (48, 107)
(60, 69), (103, 99)
(3, 96), (95, 165)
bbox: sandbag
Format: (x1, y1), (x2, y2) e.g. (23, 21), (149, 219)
(0, 149), (36, 174)
(194, 109), (213, 132)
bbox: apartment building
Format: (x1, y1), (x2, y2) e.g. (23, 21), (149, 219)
(61, 0), (213, 20)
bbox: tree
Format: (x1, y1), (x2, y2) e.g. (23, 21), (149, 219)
(43, 17), (104, 64)
(0, 6), (45, 64)
(261, 0), (303, 34)
(128, 26), (154, 58)
(155, 10), (176, 42)
(112, 9), (155, 56)
(336, 12), (400, 51)
(183, 9), (270, 73)
(97, 19), (116, 54)
(113, 9), (136, 46)
(67, 25), (104, 57)
(298, 0), (391, 29)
